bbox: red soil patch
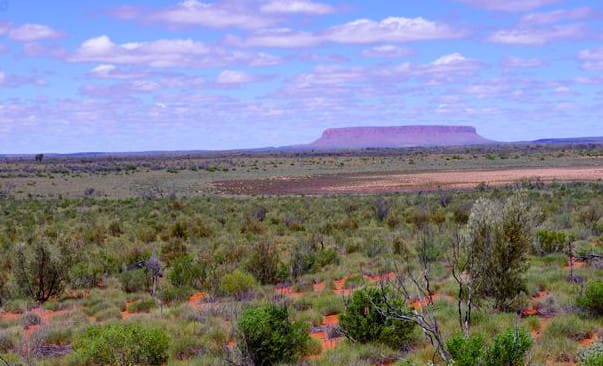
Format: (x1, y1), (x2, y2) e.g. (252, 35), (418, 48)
(275, 287), (304, 299)
(410, 294), (439, 310)
(0, 312), (22, 321)
(212, 167), (603, 195)
(530, 318), (550, 340)
(227, 339), (236, 350)
(321, 314), (339, 327)
(23, 307), (64, 337)
(532, 291), (550, 301)
(363, 272), (396, 282)
(334, 278), (351, 296)
(579, 333), (599, 347)
(121, 301), (134, 319)
(313, 281), (326, 292)
(187, 292), (209, 310)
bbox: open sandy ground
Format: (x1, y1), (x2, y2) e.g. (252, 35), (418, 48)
(212, 166), (603, 195)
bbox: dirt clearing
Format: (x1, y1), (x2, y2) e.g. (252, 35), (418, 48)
(212, 167), (603, 195)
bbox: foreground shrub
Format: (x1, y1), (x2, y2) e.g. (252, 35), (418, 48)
(447, 328), (532, 366)
(237, 304), (309, 366)
(578, 342), (603, 366)
(577, 281), (603, 315)
(339, 286), (415, 349)
(72, 323), (170, 366)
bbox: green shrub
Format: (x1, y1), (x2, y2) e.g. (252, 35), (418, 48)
(168, 255), (204, 289)
(448, 328), (532, 366)
(219, 270), (257, 300)
(579, 342), (603, 366)
(534, 229), (567, 254)
(484, 327), (532, 366)
(72, 323), (170, 366)
(237, 304), (309, 366)
(446, 333), (486, 366)
(0, 329), (15, 353)
(577, 281), (603, 315)
(128, 298), (156, 313)
(119, 269), (147, 293)
(339, 286), (415, 349)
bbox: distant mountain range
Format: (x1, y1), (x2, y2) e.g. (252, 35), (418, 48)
(2, 126), (603, 157)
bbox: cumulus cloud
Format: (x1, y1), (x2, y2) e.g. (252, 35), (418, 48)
(325, 17), (466, 44)
(237, 17), (465, 48)
(579, 47), (603, 70)
(457, 0), (560, 12)
(70, 35), (281, 68)
(260, 0), (334, 14)
(488, 24), (586, 45)
(110, 0), (277, 29)
(520, 7), (593, 25)
(216, 70), (255, 84)
(361, 45), (413, 58)
(8, 23), (63, 42)
(0, 69), (46, 87)
(501, 56), (547, 69)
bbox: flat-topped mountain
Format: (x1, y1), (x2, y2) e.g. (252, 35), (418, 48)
(308, 125), (494, 149)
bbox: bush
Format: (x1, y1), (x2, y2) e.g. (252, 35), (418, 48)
(128, 298), (156, 313)
(219, 270), (257, 300)
(72, 323), (170, 366)
(339, 286), (415, 349)
(168, 255), (204, 289)
(534, 229), (568, 255)
(119, 269), (147, 293)
(484, 327), (532, 366)
(577, 281), (603, 315)
(579, 342), (603, 366)
(246, 241), (284, 285)
(446, 333), (486, 366)
(447, 328), (532, 366)
(0, 330), (15, 353)
(237, 304), (309, 366)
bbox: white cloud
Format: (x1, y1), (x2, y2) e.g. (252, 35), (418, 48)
(501, 56), (547, 68)
(325, 17), (466, 44)
(361, 45), (413, 58)
(8, 23), (63, 42)
(457, 0), (560, 12)
(216, 70), (254, 84)
(238, 17), (465, 48)
(579, 47), (603, 70)
(260, 0), (334, 14)
(70, 35), (281, 68)
(112, 1), (277, 30)
(488, 24), (586, 45)
(520, 7), (592, 25)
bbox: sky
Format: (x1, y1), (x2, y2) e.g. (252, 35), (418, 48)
(0, 0), (602, 153)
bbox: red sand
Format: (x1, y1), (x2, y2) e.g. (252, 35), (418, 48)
(313, 281), (326, 292)
(564, 259), (585, 270)
(410, 294), (439, 310)
(275, 287), (304, 299)
(322, 314), (339, 327)
(363, 272), (396, 282)
(334, 278), (351, 296)
(579, 333), (599, 347)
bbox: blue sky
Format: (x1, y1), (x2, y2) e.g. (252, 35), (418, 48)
(0, 0), (602, 153)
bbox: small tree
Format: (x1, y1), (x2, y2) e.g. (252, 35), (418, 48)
(246, 241), (283, 285)
(34, 154), (44, 162)
(237, 304), (309, 366)
(13, 241), (67, 303)
(340, 286), (415, 349)
(464, 191), (534, 311)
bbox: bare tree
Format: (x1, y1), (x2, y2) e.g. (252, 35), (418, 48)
(378, 231), (451, 363)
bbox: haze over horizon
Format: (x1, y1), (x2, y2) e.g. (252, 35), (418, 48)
(1, 0), (603, 154)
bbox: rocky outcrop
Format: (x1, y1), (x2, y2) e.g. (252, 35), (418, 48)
(309, 125), (493, 149)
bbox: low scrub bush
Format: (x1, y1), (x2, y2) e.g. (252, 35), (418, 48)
(577, 280), (603, 315)
(447, 327), (532, 366)
(237, 304), (309, 366)
(339, 286), (415, 349)
(72, 323), (170, 366)
(219, 270), (257, 300)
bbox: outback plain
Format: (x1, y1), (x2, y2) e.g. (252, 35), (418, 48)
(0, 143), (602, 365)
